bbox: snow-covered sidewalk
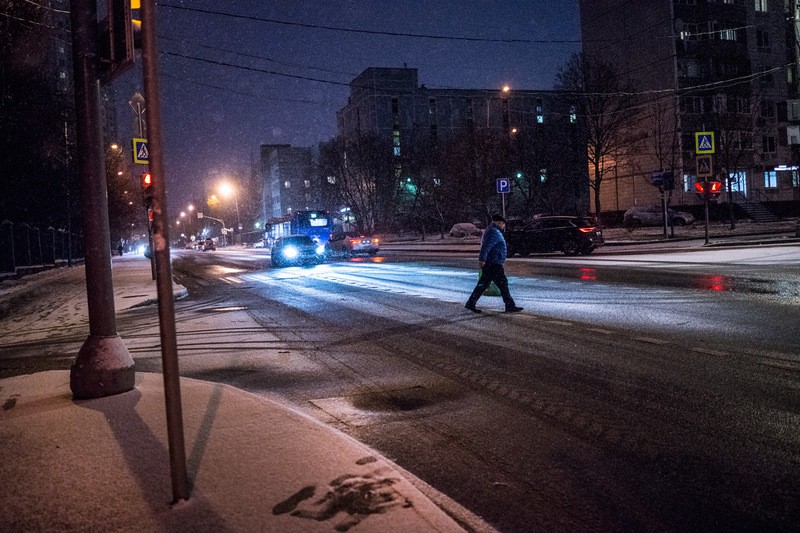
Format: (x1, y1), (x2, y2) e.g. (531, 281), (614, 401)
(0, 256), (483, 532)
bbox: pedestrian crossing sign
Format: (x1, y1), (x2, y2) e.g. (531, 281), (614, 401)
(695, 132), (715, 154)
(132, 137), (149, 164)
(696, 154), (713, 177)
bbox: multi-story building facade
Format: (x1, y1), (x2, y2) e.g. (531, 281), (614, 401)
(336, 67), (590, 218)
(260, 144), (320, 219)
(580, 0), (799, 218)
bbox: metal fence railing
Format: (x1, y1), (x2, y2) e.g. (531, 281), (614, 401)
(1, 219), (84, 280)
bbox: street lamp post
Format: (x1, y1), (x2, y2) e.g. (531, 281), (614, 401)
(218, 182), (241, 245)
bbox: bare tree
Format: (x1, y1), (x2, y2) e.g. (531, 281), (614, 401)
(319, 133), (396, 234)
(555, 53), (640, 221)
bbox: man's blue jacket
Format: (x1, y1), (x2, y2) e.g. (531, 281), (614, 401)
(479, 224), (507, 265)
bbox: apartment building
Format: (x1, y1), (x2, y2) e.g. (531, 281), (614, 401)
(580, 0), (799, 217)
(336, 67), (590, 217)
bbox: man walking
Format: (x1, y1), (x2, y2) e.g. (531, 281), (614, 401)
(465, 214), (523, 313)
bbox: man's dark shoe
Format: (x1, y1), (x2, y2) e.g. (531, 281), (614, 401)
(465, 303), (481, 313)
(505, 306), (524, 313)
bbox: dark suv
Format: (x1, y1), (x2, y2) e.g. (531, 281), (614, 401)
(505, 216), (604, 256)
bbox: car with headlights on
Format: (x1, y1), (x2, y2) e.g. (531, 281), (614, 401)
(270, 235), (325, 267)
(326, 232), (380, 258)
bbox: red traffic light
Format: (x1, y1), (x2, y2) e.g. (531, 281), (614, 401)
(694, 181), (722, 193)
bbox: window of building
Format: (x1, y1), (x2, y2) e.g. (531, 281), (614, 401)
(764, 170), (777, 188)
(681, 96), (703, 113)
(391, 98), (399, 115)
(758, 66), (774, 87)
(433, 178), (441, 186)
(682, 59), (699, 77)
(760, 99), (775, 118)
(675, 0), (697, 5)
(679, 23), (701, 41)
(535, 100), (544, 123)
(327, 175), (336, 184)
(728, 171), (747, 193)
(430, 124), (438, 142)
(754, 0), (767, 12)
(304, 180), (310, 188)
(793, 170), (800, 188)
(59, 71), (66, 79)
(539, 168), (548, 183)
(569, 105), (577, 123)
(284, 181), (291, 189)
(719, 28), (737, 41)
(428, 98), (436, 116)
(756, 30), (770, 50)
(726, 97), (751, 114)
(762, 136), (776, 153)
(683, 173), (697, 192)
(731, 130), (753, 150)
(392, 129), (401, 157)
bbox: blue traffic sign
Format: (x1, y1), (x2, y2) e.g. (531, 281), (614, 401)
(695, 132), (715, 154)
(497, 178), (511, 194)
(132, 137), (149, 164)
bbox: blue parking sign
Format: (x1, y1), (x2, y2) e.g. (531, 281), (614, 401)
(497, 178), (510, 194)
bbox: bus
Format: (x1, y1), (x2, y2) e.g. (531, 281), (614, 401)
(268, 210), (335, 246)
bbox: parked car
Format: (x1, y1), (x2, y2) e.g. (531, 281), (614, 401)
(624, 205), (695, 229)
(505, 216), (604, 256)
(449, 223), (483, 238)
(202, 238), (216, 251)
(326, 233), (380, 257)
(270, 235), (325, 267)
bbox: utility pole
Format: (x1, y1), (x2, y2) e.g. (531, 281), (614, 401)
(140, 0), (189, 503)
(68, 0), (134, 399)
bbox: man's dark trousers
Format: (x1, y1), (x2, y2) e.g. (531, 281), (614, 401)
(466, 263), (517, 310)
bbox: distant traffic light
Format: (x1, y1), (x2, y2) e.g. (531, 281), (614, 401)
(693, 180), (722, 200)
(141, 172), (153, 208)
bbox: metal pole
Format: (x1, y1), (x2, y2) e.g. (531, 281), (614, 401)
(140, 0), (189, 502)
(68, 0), (134, 399)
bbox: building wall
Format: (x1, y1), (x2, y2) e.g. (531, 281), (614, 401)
(581, 0), (800, 215)
(336, 67), (590, 216)
(260, 144), (317, 219)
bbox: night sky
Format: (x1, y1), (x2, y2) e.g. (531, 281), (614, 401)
(112, 1), (581, 211)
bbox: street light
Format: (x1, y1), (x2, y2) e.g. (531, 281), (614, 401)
(218, 181), (241, 243)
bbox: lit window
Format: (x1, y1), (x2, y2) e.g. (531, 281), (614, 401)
(683, 174), (697, 193)
(327, 175), (336, 184)
(764, 171), (777, 188)
(284, 181), (291, 188)
(535, 100), (543, 124)
(719, 28), (737, 41)
(762, 136), (776, 153)
(304, 180), (310, 188)
(539, 168), (548, 182)
(754, 0), (767, 12)
(569, 105), (577, 123)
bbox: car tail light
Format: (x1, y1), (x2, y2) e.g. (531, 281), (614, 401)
(578, 226), (596, 233)
(371, 238), (379, 244)
(349, 239), (361, 245)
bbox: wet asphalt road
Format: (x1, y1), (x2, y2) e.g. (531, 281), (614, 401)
(153, 247), (800, 532)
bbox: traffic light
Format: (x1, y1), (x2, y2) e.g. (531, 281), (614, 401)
(141, 172), (153, 208)
(693, 180), (722, 201)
